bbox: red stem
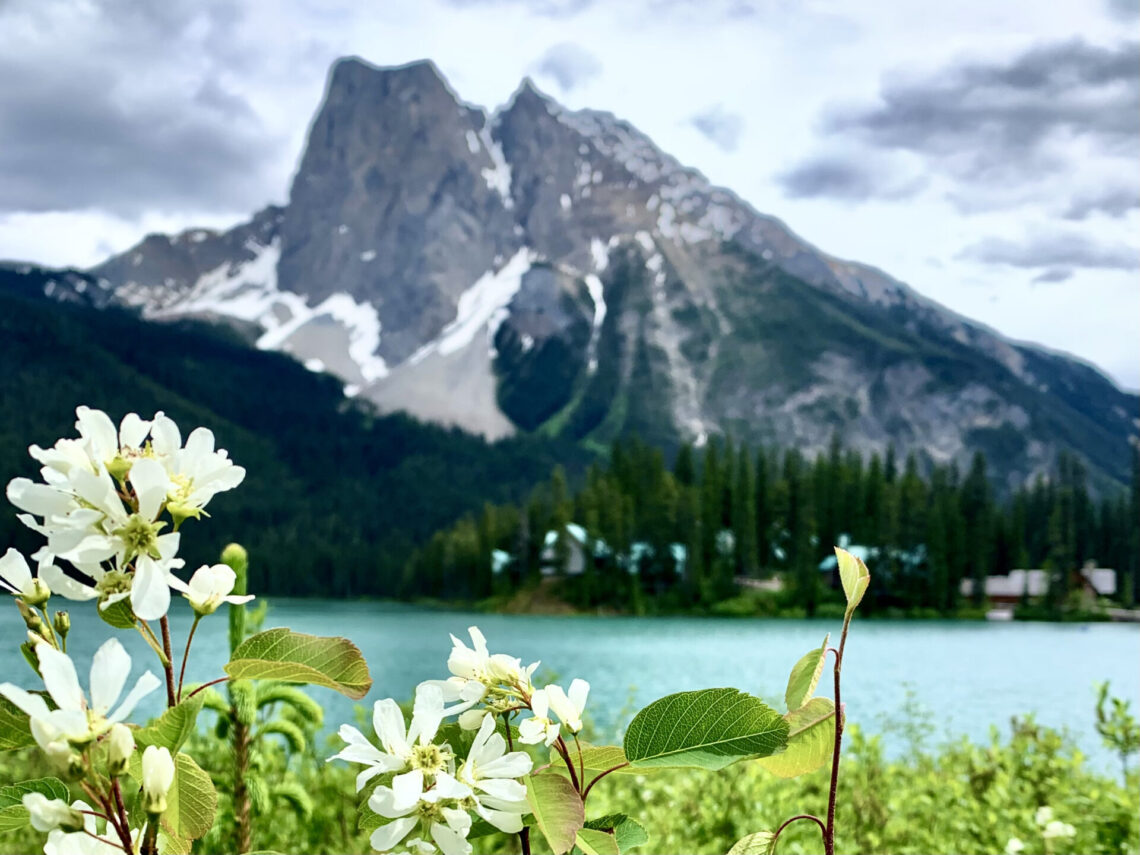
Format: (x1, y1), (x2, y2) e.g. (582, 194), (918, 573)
(581, 762), (630, 801)
(159, 616), (176, 707)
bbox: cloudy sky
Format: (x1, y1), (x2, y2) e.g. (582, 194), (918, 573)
(1, 0), (1137, 387)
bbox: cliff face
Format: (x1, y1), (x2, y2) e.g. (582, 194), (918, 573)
(81, 56), (1137, 490)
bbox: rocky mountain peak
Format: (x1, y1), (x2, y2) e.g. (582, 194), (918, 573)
(74, 56), (1137, 489)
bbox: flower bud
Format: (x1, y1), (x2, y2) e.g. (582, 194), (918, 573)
(22, 793), (84, 833)
(52, 611), (70, 639)
(107, 723), (134, 777)
(105, 454), (132, 483)
(142, 745), (175, 815)
(220, 543), (249, 576)
(16, 600), (44, 632)
(21, 578), (51, 607)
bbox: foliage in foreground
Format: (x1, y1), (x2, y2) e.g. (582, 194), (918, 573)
(1, 702), (1136, 855)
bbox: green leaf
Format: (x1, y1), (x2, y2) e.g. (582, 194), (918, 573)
(134, 693), (205, 753)
(835, 547), (870, 618)
(577, 827), (620, 855)
(469, 812), (536, 839)
(548, 744), (639, 781)
(130, 753), (217, 843)
(0, 697), (35, 751)
(98, 597), (136, 629)
(526, 771), (585, 855)
(164, 753), (217, 842)
(585, 814), (650, 852)
(757, 698), (837, 779)
(727, 830), (776, 854)
(624, 688), (789, 770)
(784, 634), (829, 712)
(225, 629), (372, 699)
(0, 778), (70, 835)
(0, 777), (70, 808)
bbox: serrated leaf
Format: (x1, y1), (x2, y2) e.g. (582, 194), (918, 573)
(728, 830), (776, 854)
(134, 693), (204, 753)
(526, 771), (584, 855)
(548, 744), (638, 781)
(225, 629), (372, 699)
(624, 688), (788, 770)
(577, 827), (620, 855)
(757, 698), (837, 779)
(0, 778), (71, 835)
(835, 547), (870, 618)
(785, 634), (829, 712)
(98, 597), (136, 629)
(0, 697), (35, 751)
(130, 753), (216, 842)
(585, 814), (649, 852)
(0, 777), (70, 809)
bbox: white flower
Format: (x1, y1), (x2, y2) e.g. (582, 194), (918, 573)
(1035, 806), (1054, 826)
(517, 689), (561, 747)
(457, 715), (532, 833)
(157, 418), (245, 521)
(107, 723), (134, 775)
(0, 638), (160, 750)
(519, 679), (589, 745)
(169, 563), (254, 616)
(1042, 820), (1076, 840)
(22, 793), (82, 832)
(424, 627), (538, 729)
(330, 684), (451, 791)
(43, 800), (138, 855)
(1004, 838), (1025, 855)
(546, 679), (588, 734)
(0, 548), (52, 603)
(142, 745), (175, 813)
(368, 768), (473, 855)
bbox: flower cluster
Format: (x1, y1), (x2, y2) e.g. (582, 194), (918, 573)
(330, 626), (592, 854)
(4, 406), (246, 621)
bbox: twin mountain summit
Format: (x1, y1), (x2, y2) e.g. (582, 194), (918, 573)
(6, 57), (1136, 490)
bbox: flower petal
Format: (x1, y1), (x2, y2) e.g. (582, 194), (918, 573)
(38, 564), (97, 601)
(369, 816), (417, 853)
(108, 672), (161, 723)
(36, 644), (84, 712)
(0, 549), (33, 594)
(131, 557), (171, 621)
(0, 683), (52, 721)
(129, 458), (169, 521)
(118, 413), (151, 450)
(89, 639), (131, 716)
(373, 698), (409, 757)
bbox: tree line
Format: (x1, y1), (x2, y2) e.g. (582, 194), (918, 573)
(404, 436), (1140, 615)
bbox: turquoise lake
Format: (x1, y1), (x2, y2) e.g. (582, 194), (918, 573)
(3, 601), (1138, 770)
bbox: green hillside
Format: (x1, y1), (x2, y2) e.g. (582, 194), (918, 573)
(0, 276), (586, 596)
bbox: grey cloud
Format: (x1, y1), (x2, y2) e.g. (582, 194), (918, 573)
(823, 39), (1139, 178)
(776, 153), (925, 201)
(0, 0), (285, 217)
(532, 43), (602, 92)
(1032, 267), (1074, 284)
(960, 232), (1139, 271)
(787, 39), (1140, 213)
(1062, 185), (1140, 220)
(439, 0), (592, 17)
(1106, 0), (1140, 20)
(688, 105), (745, 152)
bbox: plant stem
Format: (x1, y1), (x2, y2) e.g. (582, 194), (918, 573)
(84, 830), (126, 851)
(234, 708), (253, 853)
(554, 736), (581, 793)
(824, 617), (852, 855)
(520, 827), (532, 855)
(184, 676), (230, 700)
(581, 762), (630, 801)
(137, 621), (170, 667)
(159, 616), (176, 707)
(768, 814), (825, 853)
(177, 615), (202, 702)
(112, 779), (134, 855)
(141, 817), (159, 855)
(573, 734), (585, 789)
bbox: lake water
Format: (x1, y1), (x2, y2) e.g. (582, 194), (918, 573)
(3, 600), (1138, 770)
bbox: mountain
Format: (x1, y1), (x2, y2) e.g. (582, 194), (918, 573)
(0, 271), (584, 596)
(69, 57), (1138, 490)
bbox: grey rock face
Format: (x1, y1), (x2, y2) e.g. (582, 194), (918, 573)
(69, 56), (1136, 489)
(278, 57), (520, 364)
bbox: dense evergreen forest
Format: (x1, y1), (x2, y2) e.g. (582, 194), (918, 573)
(405, 436), (1140, 615)
(0, 281), (587, 597)
(3, 278), (1137, 611)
